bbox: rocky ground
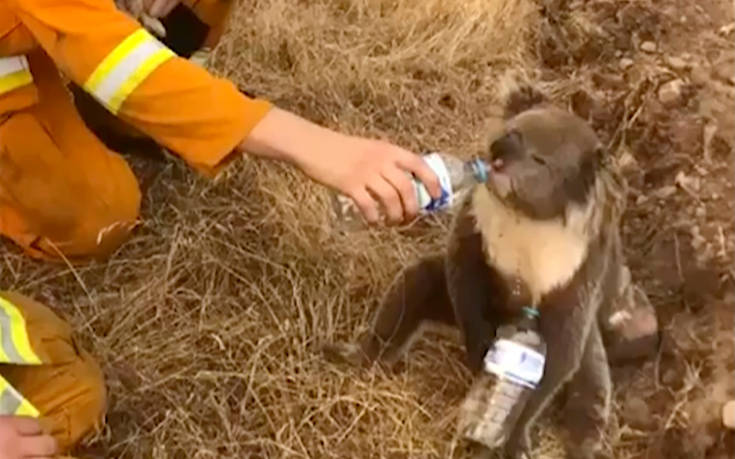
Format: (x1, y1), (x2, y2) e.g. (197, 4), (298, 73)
(539, 0), (735, 457)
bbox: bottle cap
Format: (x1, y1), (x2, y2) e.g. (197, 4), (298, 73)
(471, 158), (489, 183)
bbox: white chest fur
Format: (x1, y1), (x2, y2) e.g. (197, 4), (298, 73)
(470, 186), (592, 305)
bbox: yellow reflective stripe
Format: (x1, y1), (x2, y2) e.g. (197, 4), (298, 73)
(83, 28), (174, 114)
(84, 29), (150, 92)
(0, 56), (33, 95)
(107, 47), (172, 112)
(0, 297), (42, 365)
(0, 376), (39, 417)
(0, 70), (33, 94)
(15, 397), (40, 417)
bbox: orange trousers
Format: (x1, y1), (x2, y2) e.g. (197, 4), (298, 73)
(0, 291), (107, 455)
(0, 0), (235, 262)
(0, 1), (235, 455)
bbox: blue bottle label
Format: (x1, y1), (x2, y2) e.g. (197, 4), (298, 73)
(416, 153), (453, 213)
(483, 338), (546, 389)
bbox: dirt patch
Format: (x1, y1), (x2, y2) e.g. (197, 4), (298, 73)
(1, 0), (732, 458)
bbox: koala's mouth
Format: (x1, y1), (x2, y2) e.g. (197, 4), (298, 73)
(486, 166), (514, 199)
(490, 157), (506, 173)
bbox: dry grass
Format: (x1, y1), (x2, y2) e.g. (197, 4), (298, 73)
(1, 0), (733, 457)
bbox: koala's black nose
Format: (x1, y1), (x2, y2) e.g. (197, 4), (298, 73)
(490, 130), (523, 162)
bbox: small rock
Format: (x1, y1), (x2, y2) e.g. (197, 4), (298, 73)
(617, 150), (639, 172)
(713, 60), (735, 85)
(623, 396), (655, 429)
(719, 22), (735, 36)
(615, 50), (623, 58)
(620, 58), (634, 70)
(675, 170), (701, 194)
(703, 122), (718, 162)
(636, 195), (649, 206)
(723, 400), (735, 429)
(662, 368), (678, 385)
(666, 56), (689, 70)
(640, 41), (657, 53)
(691, 234), (707, 251)
(691, 66), (710, 85)
(695, 206), (706, 218)
(653, 186), (677, 199)
(658, 79), (685, 107)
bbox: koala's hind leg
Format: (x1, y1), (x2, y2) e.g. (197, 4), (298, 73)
(561, 324), (611, 459)
(322, 255), (455, 367)
(504, 303), (594, 459)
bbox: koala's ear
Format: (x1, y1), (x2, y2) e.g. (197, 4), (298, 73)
(503, 85), (548, 119)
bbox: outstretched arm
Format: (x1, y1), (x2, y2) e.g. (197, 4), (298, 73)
(10, 0), (440, 224)
(240, 107), (441, 224)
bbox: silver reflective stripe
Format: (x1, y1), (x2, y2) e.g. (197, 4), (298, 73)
(0, 56), (29, 76)
(91, 39), (164, 107)
(0, 385), (21, 415)
(0, 306), (23, 363)
(83, 28), (174, 114)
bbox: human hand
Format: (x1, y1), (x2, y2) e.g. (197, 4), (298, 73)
(114, 0), (168, 37)
(241, 108), (442, 224)
(0, 416), (57, 459)
(143, 0), (182, 17)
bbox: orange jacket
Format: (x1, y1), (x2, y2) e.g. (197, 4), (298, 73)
(0, 0), (272, 175)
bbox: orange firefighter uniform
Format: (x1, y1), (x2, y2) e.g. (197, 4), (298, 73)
(1, 0), (269, 454)
(0, 291), (106, 454)
(1, 0), (272, 262)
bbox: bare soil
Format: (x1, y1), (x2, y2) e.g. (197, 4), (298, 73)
(1, 0), (732, 458)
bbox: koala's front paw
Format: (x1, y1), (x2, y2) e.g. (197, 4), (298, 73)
(504, 428), (533, 459)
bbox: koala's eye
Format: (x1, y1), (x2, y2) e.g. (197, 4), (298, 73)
(532, 155), (547, 165)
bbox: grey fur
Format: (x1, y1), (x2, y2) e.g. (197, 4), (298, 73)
(323, 87), (640, 459)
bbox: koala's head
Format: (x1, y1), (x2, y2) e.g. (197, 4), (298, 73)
(481, 87), (603, 220)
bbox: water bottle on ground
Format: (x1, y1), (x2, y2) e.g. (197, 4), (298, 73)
(332, 152), (490, 230)
(458, 306), (547, 450)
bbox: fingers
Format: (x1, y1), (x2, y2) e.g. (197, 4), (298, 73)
(349, 187), (380, 225)
(18, 434), (58, 457)
(117, 0), (145, 16)
(140, 14), (167, 37)
(380, 166), (419, 221)
(147, 0), (179, 17)
(9, 417), (58, 458)
(395, 151), (442, 199)
(367, 175), (406, 224)
(9, 417), (43, 436)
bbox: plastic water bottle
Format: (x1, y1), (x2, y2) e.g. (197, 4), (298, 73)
(332, 152), (489, 229)
(458, 307), (547, 449)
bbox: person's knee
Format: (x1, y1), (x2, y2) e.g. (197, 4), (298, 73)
(38, 151), (141, 261)
(0, 112), (142, 261)
(0, 292), (108, 453)
(38, 349), (108, 453)
(63, 349), (108, 450)
(85, 168), (142, 260)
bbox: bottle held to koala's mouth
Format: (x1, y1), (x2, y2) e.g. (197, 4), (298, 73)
(458, 307), (547, 450)
(331, 152), (490, 231)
